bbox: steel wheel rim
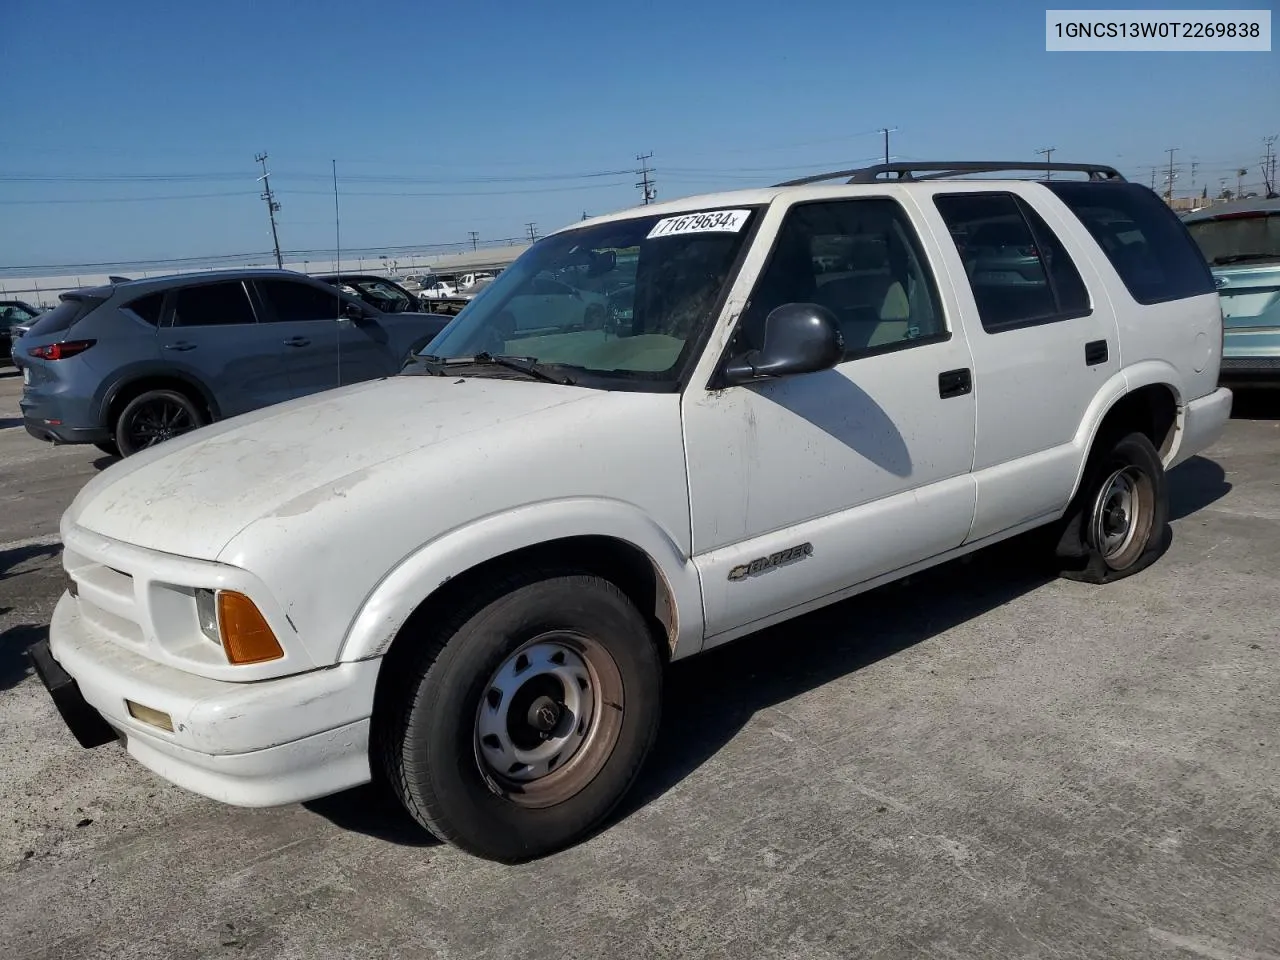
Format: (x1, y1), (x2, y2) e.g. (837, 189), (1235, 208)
(1089, 465), (1151, 567)
(128, 398), (194, 449)
(473, 631), (624, 809)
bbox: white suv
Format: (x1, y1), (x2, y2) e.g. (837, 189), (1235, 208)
(31, 161), (1232, 863)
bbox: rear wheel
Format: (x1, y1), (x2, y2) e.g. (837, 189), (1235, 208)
(378, 571), (663, 862)
(114, 389), (205, 457)
(1054, 431), (1169, 583)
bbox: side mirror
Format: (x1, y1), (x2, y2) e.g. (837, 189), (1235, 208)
(340, 300), (366, 321)
(721, 303), (844, 386)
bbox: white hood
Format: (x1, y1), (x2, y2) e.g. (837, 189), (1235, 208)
(66, 376), (590, 560)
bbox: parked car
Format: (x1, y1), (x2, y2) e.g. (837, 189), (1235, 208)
(418, 277), (458, 300)
(1182, 197), (1280, 387)
(14, 269), (449, 457)
(30, 162), (1231, 865)
(1, 300), (42, 365)
(315, 274), (438, 315)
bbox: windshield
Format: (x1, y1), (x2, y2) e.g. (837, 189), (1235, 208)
(1186, 212), (1280, 265)
(424, 208), (757, 384)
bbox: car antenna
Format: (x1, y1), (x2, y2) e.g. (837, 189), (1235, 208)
(333, 158), (342, 386)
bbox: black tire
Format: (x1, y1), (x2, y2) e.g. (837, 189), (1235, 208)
(1053, 431), (1170, 584)
(114, 388), (206, 457)
(378, 571), (663, 862)
(93, 440), (120, 457)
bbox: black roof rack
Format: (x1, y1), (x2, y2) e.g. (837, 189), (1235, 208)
(775, 161), (1126, 187)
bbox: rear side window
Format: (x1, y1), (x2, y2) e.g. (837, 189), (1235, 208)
(1046, 181), (1215, 304)
(256, 279), (342, 322)
(123, 292), (164, 326)
(934, 192), (1090, 332)
(25, 295), (102, 337)
(171, 282), (257, 327)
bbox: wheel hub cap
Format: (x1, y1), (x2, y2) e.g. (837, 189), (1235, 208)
(528, 695), (562, 733)
(475, 640), (596, 784)
(1091, 466), (1144, 560)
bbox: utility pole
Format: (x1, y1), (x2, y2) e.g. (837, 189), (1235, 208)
(1189, 159), (1199, 197)
(255, 152), (283, 269)
(1263, 135), (1278, 197)
(1149, 167), (1158, 191)
(636, 152), (656, 205)
(468, 231), (479, 252)
(1164, 147), (1178, 203)
(526, 222), (538, 243)
(879, 127), (897, 166)
(1035, 146), (1056, 179)
(1237, 167), (1248, 197)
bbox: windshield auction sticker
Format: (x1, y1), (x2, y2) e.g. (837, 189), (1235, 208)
(647, 209), (751, 239)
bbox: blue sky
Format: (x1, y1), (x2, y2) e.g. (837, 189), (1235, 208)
(1, 0), (1275, 270)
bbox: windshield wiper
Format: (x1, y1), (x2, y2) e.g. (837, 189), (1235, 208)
(418, 353), (576, 385)
(1212, 253), (1280, 265)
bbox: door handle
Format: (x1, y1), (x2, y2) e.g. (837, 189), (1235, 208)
(938, 368), (972, 399)
(283, 337), (311, 347)
(1085, 339), (1109, 366)
(164, 341), (197, 352)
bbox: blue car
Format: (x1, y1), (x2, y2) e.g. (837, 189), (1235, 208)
(15, 269), (450, 456)
(1183, 197), (1280, 388)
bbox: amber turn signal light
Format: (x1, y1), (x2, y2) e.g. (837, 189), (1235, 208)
(216, 591), (284, 664)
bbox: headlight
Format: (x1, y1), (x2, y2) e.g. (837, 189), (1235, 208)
(195, 588), (221, 645)
(195, 588), (284, 665)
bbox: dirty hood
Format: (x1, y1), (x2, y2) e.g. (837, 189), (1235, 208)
(66, 376), (590, 560)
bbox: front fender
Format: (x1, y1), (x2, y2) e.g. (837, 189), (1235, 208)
(336, 497), (705, 664)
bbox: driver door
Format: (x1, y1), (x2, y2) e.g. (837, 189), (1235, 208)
(682, 195), (978, 641)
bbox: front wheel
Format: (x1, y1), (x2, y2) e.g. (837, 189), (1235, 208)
(379, 572), (663, 862)
(1056, 431), (1170, 583)
(114, 389), (206, 457)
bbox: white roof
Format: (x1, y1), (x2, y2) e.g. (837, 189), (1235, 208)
(553, 188), (787, 234)
(550, 177), (1075, 235)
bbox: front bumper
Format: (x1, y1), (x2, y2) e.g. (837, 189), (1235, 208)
(1168, 386), (1233, 470)
(40, 592), (380, 807)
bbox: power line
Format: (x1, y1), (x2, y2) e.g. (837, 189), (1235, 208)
(636, 152), (656, 205)
(255, 153), (283, 270)
(279, 181), (631, 199)
(0, 191), (255, 205)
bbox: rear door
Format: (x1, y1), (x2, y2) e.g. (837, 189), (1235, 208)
(251, 278), (344, 397)
(919, 187), (1122, 542)
(160, 280), (292, 417)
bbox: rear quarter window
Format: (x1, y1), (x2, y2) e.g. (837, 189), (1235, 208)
(122, 292), (165, 325)
(1046, 181), (1215, 305)
(24, 296), (103, 337)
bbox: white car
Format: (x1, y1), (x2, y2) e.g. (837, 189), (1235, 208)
(417, 278), (458, 300)
(31, 160), (1232, 863)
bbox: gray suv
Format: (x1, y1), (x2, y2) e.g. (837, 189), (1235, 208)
(16, 269), (450, 457)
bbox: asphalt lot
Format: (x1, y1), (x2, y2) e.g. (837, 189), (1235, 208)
(2, 366), (1279, 960)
